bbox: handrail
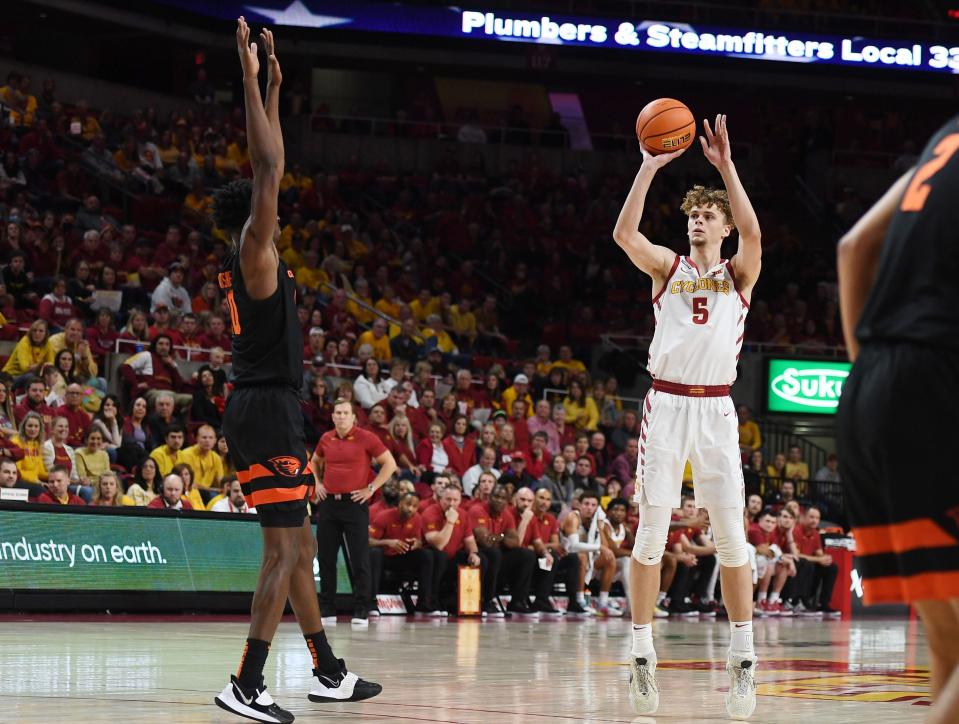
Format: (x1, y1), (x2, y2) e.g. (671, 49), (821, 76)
(599, 333), (848, 358)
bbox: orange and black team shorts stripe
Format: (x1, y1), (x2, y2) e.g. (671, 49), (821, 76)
(237, 456), (314, 509)
(853, 515), (959, 605)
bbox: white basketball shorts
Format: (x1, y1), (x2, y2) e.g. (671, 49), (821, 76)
(634, 389), (745, 509)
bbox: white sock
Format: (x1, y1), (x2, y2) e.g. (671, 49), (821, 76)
(656, 591), (666, 605)
(631, 623), (656, 659)
(729, 620), (754, 659)
(768, 592), (780, 604)
(576, 592), (586, 605)
(599, 592), (609, 607)
(757, 591), (768, 602)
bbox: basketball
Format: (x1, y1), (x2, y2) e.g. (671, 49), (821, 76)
(635, 98), (696, 155)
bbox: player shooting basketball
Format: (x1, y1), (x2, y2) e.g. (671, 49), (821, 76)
(612, 113), (761, 719)
(211, 19), (380, 723)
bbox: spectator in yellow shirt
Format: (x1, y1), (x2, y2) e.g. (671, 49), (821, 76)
(92, 471), (134, 506)
(501, 374), (534, 417)
(183, 179), (213, 224)
(784, 445), (810, 482)
(534, 344), (553, 378)
(13, 411), (48, 483)
(450, 299), (478, 350)
(3, 319), (53, 380)
(75, 428), (111, 486)
(422, 315), (458, 354)
(294, 249), (328, 290)
(551, 345), (587, 376)
(150, 425), (186, 476)
(355, 318), (392, 362)
(737, 405), (762, 455)
(409, 289), (438, 323)
(226, 133), (249, 168)
(277, 212), (308, 251)
(172, 462), (204, 510)
(374, 285), (402, 320)
(180, 424), (224, 491)
(345, 278), (376, 326)
(563, 379), (599, 432)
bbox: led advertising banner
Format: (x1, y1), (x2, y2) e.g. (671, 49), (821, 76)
(766, 358), (851, 415)
(155, 0), (959, 74)
(0, 509), (351, 593)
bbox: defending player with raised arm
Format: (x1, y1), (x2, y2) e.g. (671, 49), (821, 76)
(613, 114), (762, 720)
(212, 20), (380, 724)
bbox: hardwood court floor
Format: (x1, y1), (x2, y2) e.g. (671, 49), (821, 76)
(1, 614), (930, 723)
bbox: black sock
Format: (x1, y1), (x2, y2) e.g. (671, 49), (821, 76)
(237, 638), (270, 690)
(305, 630), (341, 676)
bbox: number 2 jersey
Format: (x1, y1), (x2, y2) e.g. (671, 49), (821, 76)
(855, 114), (959, 352)
(218, 250), (303, 389)
(646, 254), (749, 386)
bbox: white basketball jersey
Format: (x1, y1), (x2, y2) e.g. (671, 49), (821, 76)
(647, 255), (748, 386)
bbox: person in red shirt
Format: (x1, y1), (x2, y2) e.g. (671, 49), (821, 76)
(368, 492), (445, 615)
(507, 399), (531, 452)
(368, 478), (398, 520)
(469, 483), (536, 616)
(525, 432), (552, 480)
(417, 473), (450, 514)
(747, 509), (796, 616)
(364, 404), (395, 453)
(146, 305), (184, 346)
(526, 487), (586, 614)
(85, 308), (119, 367)
(38, 276), (77, 331)
(441, 414), (475, 478)
(466, 471), (495, 512)
(54, 383), (92, 448)
(146, 473), (193, 510)
(792, 506), (839, 615)
(36, 466), (84, 505)
(312, 398), (398, 624)
(14, 377), (55, 427)
(423, 485), (482, 612)
(198, 314), (233, 353)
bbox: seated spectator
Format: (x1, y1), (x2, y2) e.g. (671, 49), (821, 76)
(36, 465), (84, 506)
(766, 452), (787, 481)
(38, 276), (76, 331)
(536, 453), (575, 516)
(521, 487), (584, 613)
(0, 457), (42, 498)
(792, 506), (840, 616)
(85, 308), (119, 370)
(14, 377), (55, 427)
(49, 318), (100, 386)
(197, 314), (232, 353)
(0, 381), (14, 438)
(470, 483), (536, 615)
(41, 415), (79, 482)
(74, 427), (110, 488)
(13, 411), (48, 484)
(785, 445), (810, 482)
(55, 383), (92, 448)
(416, 421), (450, 475)
(387, 415), (420, 477)
(150, 424), (186, 476)
(417, 473), (451, 514)
(749, 508), (798, 616)
(738, 405), (762, 457)
(746, 493), (764, 522)
(768, 479), (798, 510)
(499, 451), (537, 490)
(552, 345), (587, 376)
(551, 404), (578, 452)
(506, 399), (531, 452)
(601, 478), (623, 510)
(119, 335), (191, 409)
(369, 491), (444, 614)
(495, 423), (525, 470)
(126, 457), (160, 506)
(571, 456), (600, 493)
(146, 473), (193, 510)
(743, 450), (765, 493)
(389, 318), (423, 366)
(171, 462), (202, 510)
(462, 446), (500, 497)
(355, 317), (391, 362)
(587, 431), (611, 479)
(119, 307), (150, 346)
(563, 379), (599, 432)
(354, 357), (388, 410)
(501, 374), (534, 418)
(441, 414), (476, 478)
(302, 376), (333, 447)
(91, 394), (122, 461)
(180, 424), (224, 495)
(610, 437), (638, 491)
(814, 453), (841, 483)
(211, 477), (256, 513)
(217, 435), (237, 477)
(118, 396), (155, 469)
(526, 433), (554, 482)
(92, 470), (133, 506)
(191, 364), (225, 429)
(666, 497), (718, 614)
(527, 400), (560, 455)
(3, 319), (52, 384)
(483, 372), (503, 412)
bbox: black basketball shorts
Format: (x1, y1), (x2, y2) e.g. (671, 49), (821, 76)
(837, 342), (959, 605)
(223, 385), (312, 528)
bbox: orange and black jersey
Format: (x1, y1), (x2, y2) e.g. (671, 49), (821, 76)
(856, 114), (959, 351)
(219, 251), (302, 389)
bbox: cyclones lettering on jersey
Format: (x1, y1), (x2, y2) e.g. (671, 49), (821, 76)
(670, 278), (731, 295)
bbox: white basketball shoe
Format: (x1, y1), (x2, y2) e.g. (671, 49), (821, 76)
(627, 656), (659, 715)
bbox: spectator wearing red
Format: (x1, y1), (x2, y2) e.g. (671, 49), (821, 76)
(528, 486), (584, 613)
(54, 383), (92, 448)
(118, 335), (190, 409)
(152, 225), (185, 269)
(424, 485), (483, 607)
(146, 305), (183, 346)
(551, 404), (578, 452)
(525, 432), (552, 480)
(147, 473), (193, 510)
(527, 399), (560, 455)
(435, 393), (458, 435)
(451, 369), (481, 417)
(368, 491), (445, 614)
(387, 414), (420, 476)
(495, 422), (526, 471)
(36, 466), (84, 506)
(417, 473), (451, 514)
(41, 416), (79, 484)
(301, 376), (333, 448)
(177, 313), (203, 353)
(792, 506), (839, 614)
(38, 276), (76, 331)
(68, 229), (107, 271)
(441, 414), (476, 478)
(507, 398), (531, 452)
(85, 308), (119, 366)
(364, 404), (395, 453)
(14, 377), (55, 426)
(587, 431), (610, 479)
(197, 314), (232, 353)
(416, 422), (449, 475)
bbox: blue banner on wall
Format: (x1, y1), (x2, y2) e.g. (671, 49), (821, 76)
(156, 0), (959, 74)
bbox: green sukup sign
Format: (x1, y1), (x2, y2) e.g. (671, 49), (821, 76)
(766, 358), (851, 415)
(0, 509), (351, 593)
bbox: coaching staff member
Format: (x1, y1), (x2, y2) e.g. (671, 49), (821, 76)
(312, 398), (397, 627)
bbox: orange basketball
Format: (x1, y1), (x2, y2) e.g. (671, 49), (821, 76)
(635, 98), (696, 155)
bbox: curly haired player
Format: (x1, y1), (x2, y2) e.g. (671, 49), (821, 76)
(211, 19), (380, 724)
(612, 114), (761, 719)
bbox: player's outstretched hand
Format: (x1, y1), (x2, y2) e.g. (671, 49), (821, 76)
(700, 113), (731, 168)
(641, 145), (685, 170)
(236, 17), (260, 80)
(259, 27), (282, 87)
